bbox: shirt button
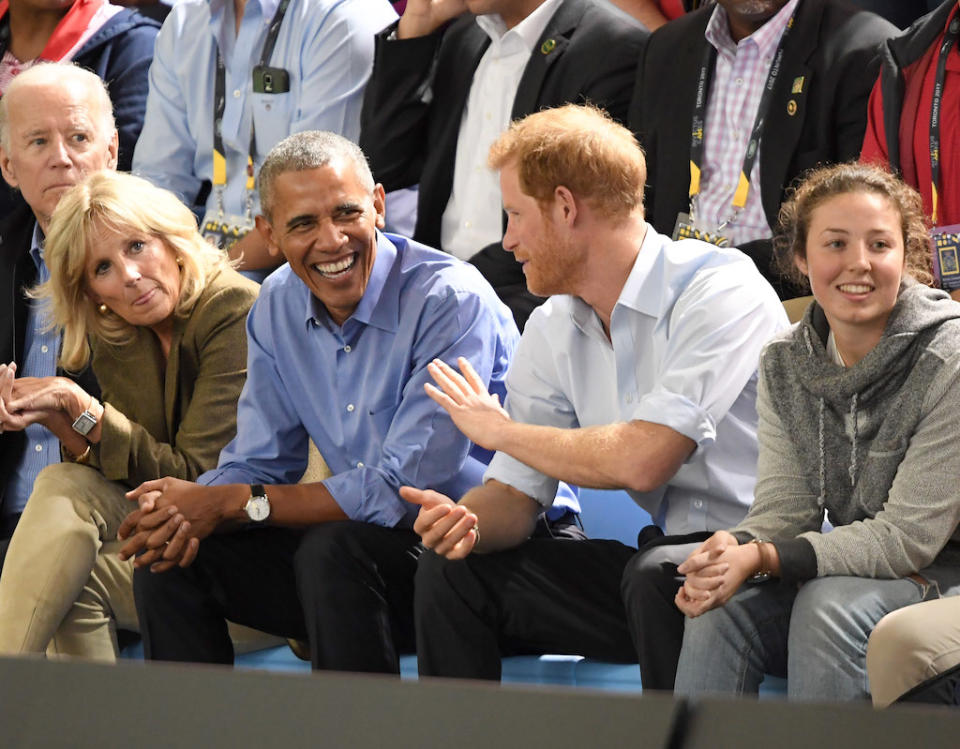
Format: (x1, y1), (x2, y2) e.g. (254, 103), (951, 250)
(41, 345), (48, 353)
(735, 77), (744, 86)
(625, 394), (633, 403)
(464, 220), (472, 229)
(35, 444), (43, 452)
(265, 103), (272, 111)
(356, 461), (364, 468)
(343, 345), (352, 353)
(346, 404), (355, 412)
(233, 89), (242, 98)
(694, 499), (703, 509)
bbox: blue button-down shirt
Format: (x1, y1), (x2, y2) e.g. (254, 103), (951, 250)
(132, 0), (396, 218)
(4, 225), (61, 517)
(200, 233), (521, 528)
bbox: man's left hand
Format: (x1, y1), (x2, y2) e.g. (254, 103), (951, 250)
(424, 357), (511, 450)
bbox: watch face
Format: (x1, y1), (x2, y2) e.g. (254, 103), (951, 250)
(246, 495), (270, 522)
(72, 411), (97, 436)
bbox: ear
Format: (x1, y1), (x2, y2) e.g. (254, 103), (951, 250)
(373, 183), (386, 230)
(0, 145), (19, 190)
(553, 185), (578, 227)
(255, 214), (282, 258)
(105, 129), (119, 171)
(794, 252), (809, 278)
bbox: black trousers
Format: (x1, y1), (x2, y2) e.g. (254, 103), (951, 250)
(0, 512), (21, 572)
(134, 521), (420, 673)
(415, 531), (706, 690)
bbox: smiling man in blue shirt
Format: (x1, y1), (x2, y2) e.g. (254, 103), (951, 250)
(119, 130), (522, 673)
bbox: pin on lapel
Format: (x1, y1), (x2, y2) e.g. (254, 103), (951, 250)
(791, 76), (804, 94)
(540, 38), (557, 55)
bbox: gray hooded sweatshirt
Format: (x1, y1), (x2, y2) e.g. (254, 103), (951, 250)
(734, 281), (960, 582)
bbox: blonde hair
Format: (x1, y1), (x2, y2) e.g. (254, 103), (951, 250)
(36, 171), (232, 371)
(488, 104), (646, 219)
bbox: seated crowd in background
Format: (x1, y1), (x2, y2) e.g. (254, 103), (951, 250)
(1, 0), (960, 711)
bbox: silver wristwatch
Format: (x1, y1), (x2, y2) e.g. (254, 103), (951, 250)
(71, 398), (100, 436)
(244, 484), (271, 523)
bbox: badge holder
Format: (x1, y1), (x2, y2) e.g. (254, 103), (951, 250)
(672, 212), (731, 247)
(201, 161), (256, 251)
(932, 224), (960, 292)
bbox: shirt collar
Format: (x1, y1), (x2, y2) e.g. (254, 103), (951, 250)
(209, 0), (278, 53)
(29, 222), (45, 273)
(705, 0), (800, 57)
(567, 223), (663, 338)
(303, 231), (400, 333)
(476, 0), (563, 52)
(614, 223), (667, 317)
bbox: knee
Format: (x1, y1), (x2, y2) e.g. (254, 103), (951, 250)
(132, 564), (190, 608)
(293, 521), (362, 575)
(414, 550), (476, 610)
(869, 607), (923, 657)
(620, 548), (672, 602)
(867, 607), (927, 677)
(790, 578), (857, 638)
(27, 464), (117, 528)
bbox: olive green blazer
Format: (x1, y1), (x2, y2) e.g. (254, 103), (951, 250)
(87, 267), (259, 487)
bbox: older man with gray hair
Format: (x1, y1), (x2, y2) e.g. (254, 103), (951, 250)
(0, 63), (118, 567)
(120, 130), (527, 673)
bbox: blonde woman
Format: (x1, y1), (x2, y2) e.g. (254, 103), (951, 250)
(0, 171), (258, 660)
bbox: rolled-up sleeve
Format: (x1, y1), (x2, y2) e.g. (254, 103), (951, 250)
(323, 287), (514, 526)
(631, 266), (787, 449)
(483, 318), (578, 507)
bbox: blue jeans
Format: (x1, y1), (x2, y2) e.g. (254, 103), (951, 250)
(674, 574), (953, 701)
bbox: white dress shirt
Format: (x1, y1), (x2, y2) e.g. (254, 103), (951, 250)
(484, 225), (789, 535)
(440, 0), (563, 260)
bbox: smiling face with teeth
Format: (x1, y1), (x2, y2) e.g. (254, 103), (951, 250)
(796, 190), (905, 355)
(257, 159), (386, 326)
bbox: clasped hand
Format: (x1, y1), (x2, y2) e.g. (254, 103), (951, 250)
(117, 477), (225, 572)
(400, 486), (478, 560)
(0, 362), (86, 432)
(674, 530), (754, 618)
(424, 357), (511, 450)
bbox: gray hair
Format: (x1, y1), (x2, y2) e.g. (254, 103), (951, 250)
(0, 63), (116, 151)
(258, 130), (375, 219)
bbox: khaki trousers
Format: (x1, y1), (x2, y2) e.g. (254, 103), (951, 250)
(0, 461), (294, 661)
(867, 595), (960, 707)
(0, 463), (135, 660)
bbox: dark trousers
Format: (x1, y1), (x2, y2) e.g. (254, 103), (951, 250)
(134, 521), (420, 673)
(415, 531), (703, 689)
(621, 533), (710, 690)
(0, 512), (21, 572)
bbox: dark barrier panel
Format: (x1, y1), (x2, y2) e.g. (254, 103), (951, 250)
(682, 697), (960, 749)
(0, 656), (678, 748)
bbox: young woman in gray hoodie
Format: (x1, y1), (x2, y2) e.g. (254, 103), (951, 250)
(670, 162), (960, 701)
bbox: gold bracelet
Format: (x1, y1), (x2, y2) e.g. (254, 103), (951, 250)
(68, 444), (93, 465)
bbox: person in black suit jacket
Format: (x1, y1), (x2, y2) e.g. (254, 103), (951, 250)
(630, 0), (896, 298)
(360, 0), (647, 329)
(0, 65), (113, 568)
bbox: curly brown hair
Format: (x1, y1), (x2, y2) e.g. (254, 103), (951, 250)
(775, 162), (933, 290)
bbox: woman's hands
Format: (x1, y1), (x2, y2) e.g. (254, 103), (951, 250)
(0, 362), (100, 454)
(675, 531), (764, 618)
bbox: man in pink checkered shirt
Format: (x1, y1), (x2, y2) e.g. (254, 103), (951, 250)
(630, 0), (896, 298)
